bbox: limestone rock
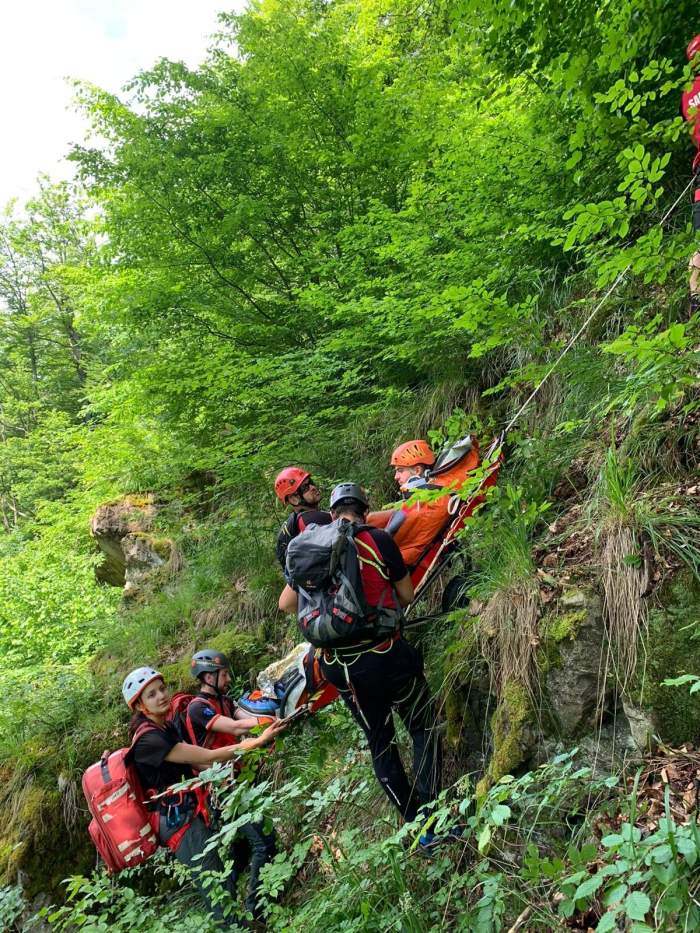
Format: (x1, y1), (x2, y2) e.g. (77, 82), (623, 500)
(622, 699), (658, 753)
(545, 589), (607, 737)
(121, 532), (179, 601)
(90, 495), (181, 598)
(90, 495), (158, 586)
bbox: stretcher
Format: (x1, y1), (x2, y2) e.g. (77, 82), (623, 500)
(237, 435), (502, 723)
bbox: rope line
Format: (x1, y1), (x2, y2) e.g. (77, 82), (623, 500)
(409, 176), (695, 615)
(502, 175), (695, 435)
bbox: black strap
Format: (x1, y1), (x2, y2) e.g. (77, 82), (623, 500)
(100, 754), (110, 784)
(403, 610), (448, 629)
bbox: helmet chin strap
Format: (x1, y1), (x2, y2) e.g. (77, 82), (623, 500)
(201, 670), (224, 697)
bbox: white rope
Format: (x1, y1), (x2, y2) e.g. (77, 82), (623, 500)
(503, 175), (696, 435)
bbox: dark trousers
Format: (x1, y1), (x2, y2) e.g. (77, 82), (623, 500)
(236, 820), (277, 916)
(320, 636), (442, 823)
(160, 814), (276, 923)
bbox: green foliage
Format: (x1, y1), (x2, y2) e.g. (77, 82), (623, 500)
(602, 317), (698, 417)
(0, 885), (24, 931)
(556, 778), (700, 931)
(45, 751), (619, 932)
(41, 870), (215, 932)
(467, 483), (550, 596)
(1, 0), (700, 923)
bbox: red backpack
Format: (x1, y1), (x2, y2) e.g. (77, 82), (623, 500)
(82, 722), (159, 874)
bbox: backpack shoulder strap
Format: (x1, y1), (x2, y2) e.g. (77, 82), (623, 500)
(184, 696), (219, 748)
(286, 512), (300, 536)
(130, 720), (158, 747)
(330, 519), (354, 574)
(124, 720), (159, 767)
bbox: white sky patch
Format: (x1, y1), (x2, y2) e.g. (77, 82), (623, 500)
(0, 0), (245, 209)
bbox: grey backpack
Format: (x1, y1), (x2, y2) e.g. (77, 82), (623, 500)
(286, 520), (401, 648)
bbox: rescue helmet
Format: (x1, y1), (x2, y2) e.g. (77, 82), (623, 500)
(687, 35), (700, 62)
(329, 482), (369, 511)
(274, 467), (311, 502)
(390, 439), (436, 468)
(122, 666), (163, 708)
(191, 649), (232, 680)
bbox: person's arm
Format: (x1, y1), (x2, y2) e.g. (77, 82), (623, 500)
(164, 719), (286, 766)
(394, 573), (414, 607)
(279, 584), (298, 613)
(385, 510), (407, 537)
(373, 528), (413, 606)
(209, 714), (262, 737)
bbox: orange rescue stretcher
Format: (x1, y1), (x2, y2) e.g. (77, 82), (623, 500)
(237, 434), (502, 723)
(367, 433), (501, 602)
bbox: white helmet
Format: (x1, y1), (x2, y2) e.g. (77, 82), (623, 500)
(122, 667), (162, 708)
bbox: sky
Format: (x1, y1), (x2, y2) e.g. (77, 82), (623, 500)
(0, 0), (245, 209)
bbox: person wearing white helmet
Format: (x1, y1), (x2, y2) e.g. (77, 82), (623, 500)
(122, 666), (285, 927)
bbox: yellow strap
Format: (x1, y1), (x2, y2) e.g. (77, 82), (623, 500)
(354, 537), (390, 580)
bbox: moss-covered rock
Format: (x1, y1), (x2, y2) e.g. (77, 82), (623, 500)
(632, 574), (700, 745)
(543, 590), (606, 737)
(441, 620), (492, 765)
(476, 681), (535, 800)
(544, 608), (588, 646)
(160, 631), (273, 692)
(90, 494), (159, 586)
(0, 784), (92, 899)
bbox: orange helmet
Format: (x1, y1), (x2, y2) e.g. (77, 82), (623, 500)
(688, 35), (700, 62)
(274, 467), (310, 502)
(390, 440), (436, 468)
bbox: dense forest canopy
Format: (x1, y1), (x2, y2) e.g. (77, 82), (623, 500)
(1, 0), (699, 929)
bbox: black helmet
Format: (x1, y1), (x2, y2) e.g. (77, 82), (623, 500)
(329, 482), (369, 511)
(191, 649), (231, 680)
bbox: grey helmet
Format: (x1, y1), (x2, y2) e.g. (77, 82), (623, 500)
(122, 666), (162, 708)
(191, 649), (232, 680)
(329, 482), (369, 511)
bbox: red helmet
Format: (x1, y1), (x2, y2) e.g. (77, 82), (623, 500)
(274, 466), (310, 502)
(390, 440), (436, 468)
(687, 35), (700, 62)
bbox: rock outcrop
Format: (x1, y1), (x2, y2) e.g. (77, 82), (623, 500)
(90, 495), (181, 599)
(544, 588), (606, 738)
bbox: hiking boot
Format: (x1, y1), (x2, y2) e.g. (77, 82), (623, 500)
(690, 294), (700, 319)
(417, 831), (440, 856)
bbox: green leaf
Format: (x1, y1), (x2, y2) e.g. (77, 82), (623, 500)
(603, 882), (628, 907)
(478, 825), (491, 853)
(489, 804), (511, 827)
(596, 909), (621, 932)
(574, 872), (605, 900)
(624, 891), (651, 922)
(601, 833), (624, 848)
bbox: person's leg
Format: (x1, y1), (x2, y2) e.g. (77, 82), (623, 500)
(394, 669), (443, 814)
(161, 815), (237, 926)
(232, 834), (251, 875)
(364, 637), (442, 817)
(322, 653), (420, 820)
(236, 820), (277, 918)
